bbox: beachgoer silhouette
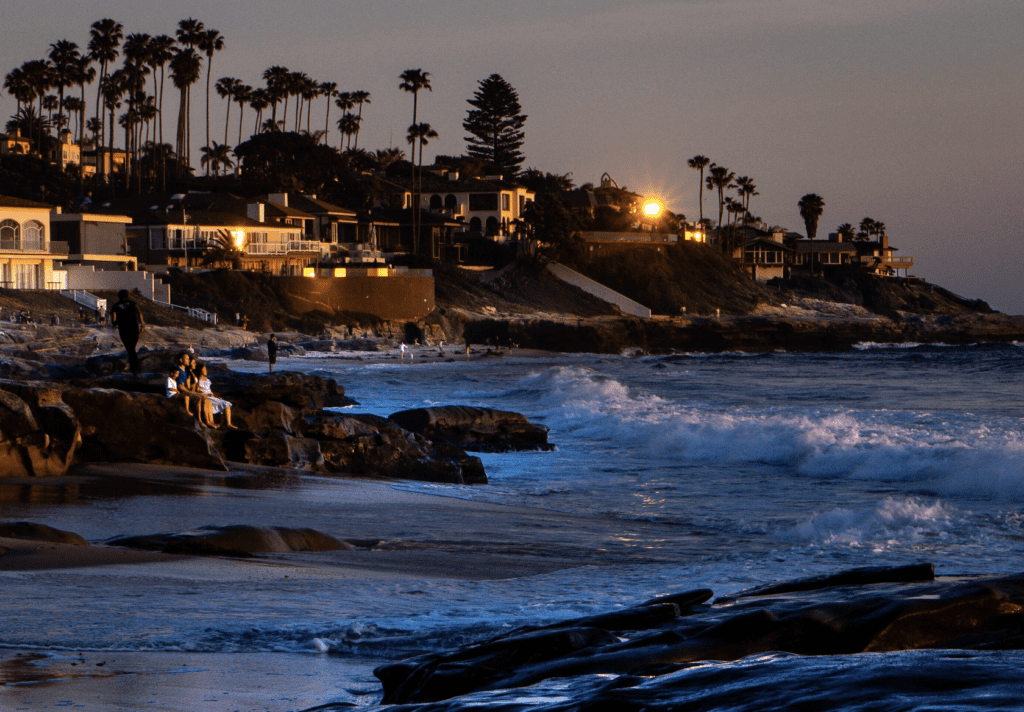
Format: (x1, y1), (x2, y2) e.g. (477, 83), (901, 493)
(111, 290), (145, 377)
(267, 334), (278, 373)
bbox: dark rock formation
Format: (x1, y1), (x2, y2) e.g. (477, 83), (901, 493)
(389, 406), (553, 452)
(375, 563), (1024, 705)
(108, 525), (352, 557)
(0, 521), (89, 546)
(0, 370), (498, 485)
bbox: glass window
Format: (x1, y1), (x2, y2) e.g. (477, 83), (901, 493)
(23, 220), (44, 250)
(0, 219), (20, 248)
(501, 193), (510, 211)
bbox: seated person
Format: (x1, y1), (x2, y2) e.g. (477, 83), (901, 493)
(195, 364), (237, 429)
(175, 353), (213, 426)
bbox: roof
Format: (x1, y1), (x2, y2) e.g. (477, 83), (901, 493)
(262, 201), (315, 221)
(0, 195), (53, 210)
(795, 240), (858, 253)
(381, 174), (533, 195)
(286, 194), (358, 218)
(743, 236), (793, 250)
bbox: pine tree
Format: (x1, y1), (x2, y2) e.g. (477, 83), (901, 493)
(462, 74), (526, 177)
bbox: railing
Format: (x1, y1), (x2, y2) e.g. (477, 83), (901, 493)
(61, 289), (106, 312)
(0, 238), (46, 251)
(288, 240), (321, 252)
(165, 302), (218, 324)
(49, 241), (69, 255)
(244, 243), (288, 255)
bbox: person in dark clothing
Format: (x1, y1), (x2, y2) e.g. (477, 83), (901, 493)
(111, 290), (145, 377)
(267, 334), (278, 373)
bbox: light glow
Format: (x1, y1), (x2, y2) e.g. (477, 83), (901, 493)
(231, 230), (245, 249)
(643, 200), (662, 217)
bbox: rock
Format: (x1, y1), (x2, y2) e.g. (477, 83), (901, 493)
(389, 406), (552, 452)
(59, 387), (226, 471)
(0, 521), (89, 546)
(374, 565), (1024, 704)
(109, 525), (352, 556)
(308, 413), (487, 484)
(244, 431), (325, 471)
(0, 387), (80, 476)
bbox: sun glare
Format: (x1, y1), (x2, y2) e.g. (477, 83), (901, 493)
(643, 200), (662, 217)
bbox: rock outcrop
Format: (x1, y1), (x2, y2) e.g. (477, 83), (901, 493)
(108, 525), (352, 557)
(375, 563), (1024, 704)
(389, 406), (553, 452)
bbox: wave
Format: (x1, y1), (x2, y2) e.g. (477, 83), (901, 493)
(513, 367), (1024, 500)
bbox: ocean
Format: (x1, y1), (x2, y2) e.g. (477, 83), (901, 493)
(3, 343), (1024, 710)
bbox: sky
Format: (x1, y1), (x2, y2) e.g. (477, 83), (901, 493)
(4, 0), (1023, 313)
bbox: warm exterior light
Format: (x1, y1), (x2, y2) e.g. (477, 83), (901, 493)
(231, 230), (245, 248)
(643, 200), (662, 217)
(303, 267), (316, 278)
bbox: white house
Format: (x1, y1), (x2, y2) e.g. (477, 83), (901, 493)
(0, 195), (65, 289)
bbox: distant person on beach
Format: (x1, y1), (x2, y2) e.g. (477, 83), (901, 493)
(267, 334), (278, 372)
(111, 290), (145, 377)
(196, 364), (237, 429)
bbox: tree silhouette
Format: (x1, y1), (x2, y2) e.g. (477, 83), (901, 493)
(407, 122), (438, 255)
(216, 76), (242, 146)
(88, 18), (124, 151)
(798, 192), (825, 271)
(351, 90), (371, 149)
(705, 164), (736, 252)
(198, 28), (225, 176)
(687, 155), (711, 225)
(399, 70), (432, 246)
(462, 74), (526, 177)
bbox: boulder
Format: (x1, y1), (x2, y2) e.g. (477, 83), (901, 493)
(108, 525), (352, 556)
(59, 387), (226, 471)
(0, 387), (80, 476)
(0, 521), (88, 546)
(389, 406), (552, 452)
(308, 413), (487, 484)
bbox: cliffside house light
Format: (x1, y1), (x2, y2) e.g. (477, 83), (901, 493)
(231, 230), (245, 249)
(643, 199), (662, 217)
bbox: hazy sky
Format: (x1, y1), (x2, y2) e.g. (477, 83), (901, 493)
(4, 0), (1023, 312)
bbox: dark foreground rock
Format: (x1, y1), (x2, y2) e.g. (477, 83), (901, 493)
(108, 525), (353, 557)
(389, 406), (553, 452)
(374, 563), (1024, 705)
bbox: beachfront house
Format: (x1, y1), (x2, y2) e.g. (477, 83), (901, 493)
(0, 195), (67, 290)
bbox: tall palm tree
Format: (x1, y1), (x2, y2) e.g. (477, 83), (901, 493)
(88, 18), (124, 150)
(319, 81), (337, 145)
(705, 164), (736, 251)
(146, 34), (177, 188)
(399, 70), (432, 248)
(687, 155), (711, 225)
(262, 66), (289, 125)
(73, 54), (96, 145)
(837, 223), (855, 241)
(198, 29), (225, 176)
(3, 67), (32, 123)
(857, 217), (876, 241)
(215, 76), (242, 146)
(233, 84), (251, 145)
(374, 147), (405, 171)
(734, 176), (758, 226)
(48, 40), (80, 133)
(22, 59), (54, 146)
(406, 122), (438, 256)
(798, 193), (825, 272)
(351, 90), (371, 150)
(169, 48), (202, 177)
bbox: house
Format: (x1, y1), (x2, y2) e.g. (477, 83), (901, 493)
(264, 193), (360, 245)
(378, 169), (534, 247)
(0, 129), (32, 157)
(49, 130), (80, 171)
(0, 195), (66, 290)
(80, 142), (127, 178)
(741, 235), (794, 282)
(49, 212), (136, 271)
(94, 193), (319, 275)
(854, 234), (914, 276)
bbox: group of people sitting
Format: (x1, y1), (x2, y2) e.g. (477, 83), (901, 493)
(165, 352), (237, 429)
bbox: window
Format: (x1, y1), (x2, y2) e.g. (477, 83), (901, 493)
(444, 194), (458, 211)
(0, 219), (20, 248)
(501, 193), (510, 211)
(486, 216), (499, 236)
(469, 217), (482, 233)
(469, 193), (498, 211)
(429, 195), (443, 211)
(23, 221), (44, 250)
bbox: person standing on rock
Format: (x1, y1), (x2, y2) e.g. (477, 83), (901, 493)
(267, 334), (278, 373)
(111, 289), (145, 377)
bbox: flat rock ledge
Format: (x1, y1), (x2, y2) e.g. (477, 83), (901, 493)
(0, 359), (548, 484)
(374, 563), (1024, 705)
(389, 406), (553, 452)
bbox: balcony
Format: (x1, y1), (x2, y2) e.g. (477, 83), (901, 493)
(0, 239), (69, 255)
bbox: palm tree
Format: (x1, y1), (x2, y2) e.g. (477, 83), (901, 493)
(734, 176), (758, 227)
(399, 70), (432, 248)
(48, 40), (80, 134)
(406, 122), (438, 255)
(176, 18), (206, 49)
(233, 83), (251, 144)
(374, 147), (405, 171)
(798, 193), (826, 271)
(23, 59), (54, 146)
(3, 67), (32, 124)
(200, 141), (233, 176)
(705, 164), (736, 252)
(169, 48), (202, 177)
(337, 113), (360, 150)
(837, 223), (855, 241)
(198, 29), (225, 176)
(262, 66), (289, 125)
(147, 34), (177, 186)
(351, 90), (371, 149)
(317, 81), (337, 145)
(88, 18), (124, 150)
(249, 87), (270, 135)
(857, 217), (876, 241)
(687, 155), (711, 225)
(215, 77), (242, 146)
(73, 54), (96, 145)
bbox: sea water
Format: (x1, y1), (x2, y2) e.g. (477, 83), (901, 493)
(2, 343), (1024, 710)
